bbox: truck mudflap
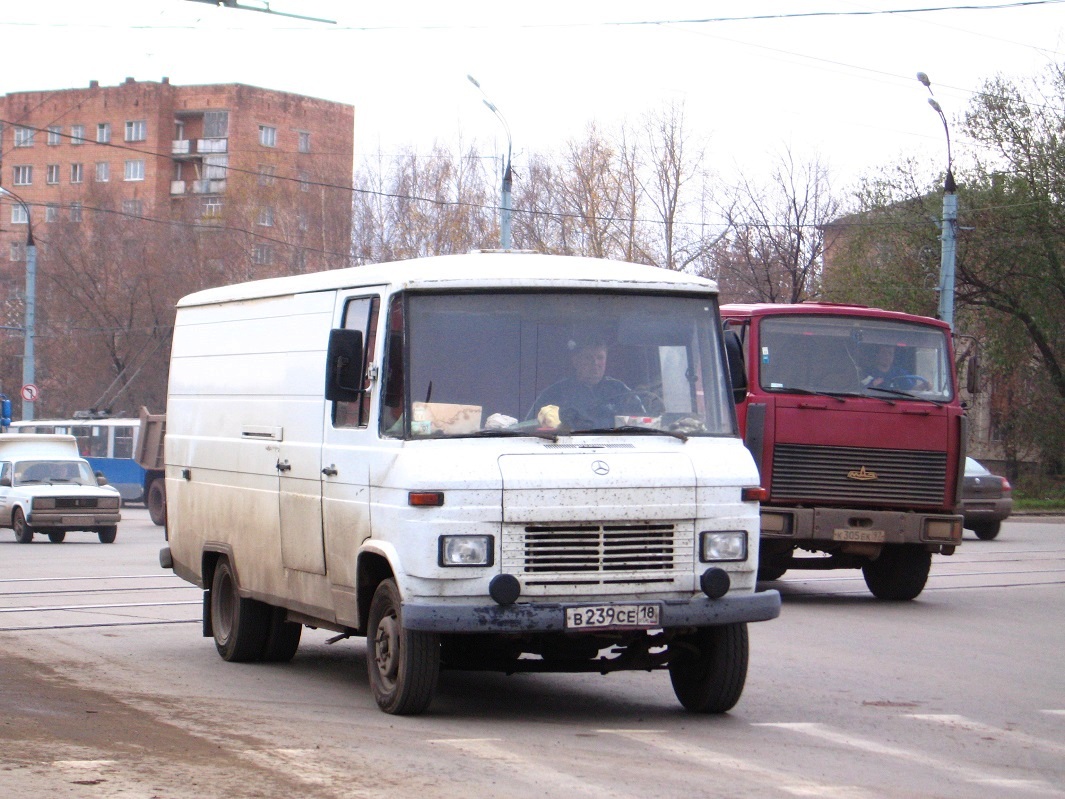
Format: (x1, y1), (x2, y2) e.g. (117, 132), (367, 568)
(401, 590), (781, 634)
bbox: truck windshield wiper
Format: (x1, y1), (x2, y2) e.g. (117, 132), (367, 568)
(569, 426), (689, 442)
(773, 385), (846, 403)
(866, 386), (947, 405)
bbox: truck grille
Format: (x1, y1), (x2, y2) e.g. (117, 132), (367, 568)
(502, 522), (692, 587)
(771, 444), (947, 505)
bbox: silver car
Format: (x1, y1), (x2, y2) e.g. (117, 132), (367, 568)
(961, 457), (1013, 540)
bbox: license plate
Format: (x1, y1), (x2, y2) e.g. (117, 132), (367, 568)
(833, 528), (885, 543)
(565, 603), (660, 630)
(62, 515), (92, 525)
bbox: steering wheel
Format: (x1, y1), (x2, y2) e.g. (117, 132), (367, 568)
(886, 374), (929, 391)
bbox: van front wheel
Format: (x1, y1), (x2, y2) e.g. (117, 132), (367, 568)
(366, 579), (439, 715)
(668, 622), (749, 713)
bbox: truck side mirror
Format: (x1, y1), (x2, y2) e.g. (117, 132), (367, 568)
(966, 354), (980, 395)
(723, 329), (747, 404)
(325, 328), (364, 403)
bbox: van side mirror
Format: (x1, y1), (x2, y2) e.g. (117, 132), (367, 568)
(723, 329), (747, 404)
(325, 328), (364, 403)
(966, 354), (980, 395)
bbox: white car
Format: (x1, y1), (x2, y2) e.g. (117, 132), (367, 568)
(0, 434), (122, 544)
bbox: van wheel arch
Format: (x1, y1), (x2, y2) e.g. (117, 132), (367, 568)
(356, 553), (395, 635)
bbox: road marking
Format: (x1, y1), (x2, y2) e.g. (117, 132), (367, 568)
(909, 714), (1065, 756)
(0, 600), (200, 613)
(432, 737), (641, 799)
(602, 729), (873, 798)
(1041, 710), (1065, 716)
(756, 723), (1059, 793)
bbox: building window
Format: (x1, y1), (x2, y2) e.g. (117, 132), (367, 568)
(71, 124), (86, 144)
(124, 160), (145, 181)
(96, 162), (110, 182)
(47, 126), (62, 145)
(71, 163), (84, 183)
(46, 164), (60, 185)
(46, 203), (59, 223)
(70, 202), (83, 222)
(122, 199), (143, 216)
(203, 197), (223, 218)
(204, 155), (227, 180)
(252, 244), (274, 265)
(259, 125), (277, 147)
(13, 165), (32, 186)
(257, 164), (276, 186)
(204, 111), (229, 138)
(10, 242), (26, 262)
(257, 207), (274, 227)
(298, 131), (311, 153)
(14, 127), (34, 147)
(11, 204), (28, 224)
(125, 120), (147, 141)
(298, 170), (311, 192)
(97, 123), (111, 143)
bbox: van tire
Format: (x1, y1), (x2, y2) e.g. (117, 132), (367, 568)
(147, 479), (166, 527)
(261, 606), (302, 662)
(210, 558), (270, 662)
(862, 544), (931, 600)
(366, 579), (440, 715)
(668, 622), (749, 713)
(98, 527), (118, 544)
(13, 509), (34, 543)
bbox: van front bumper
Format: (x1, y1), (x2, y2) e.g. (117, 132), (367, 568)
(402, 589), (781, 634)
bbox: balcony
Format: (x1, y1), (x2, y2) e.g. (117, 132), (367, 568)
(191, 179), (226, 194)
(170, 180), (186, 195)
(172, 140), (192, 156)
(198, 138), (228, 153)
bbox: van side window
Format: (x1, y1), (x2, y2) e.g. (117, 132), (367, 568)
(380, 294), (405, 437)
(334, 296), (380, 428)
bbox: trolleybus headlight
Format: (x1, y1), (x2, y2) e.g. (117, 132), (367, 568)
(700, 530), (747, 562)
(438, 535), (494, 567)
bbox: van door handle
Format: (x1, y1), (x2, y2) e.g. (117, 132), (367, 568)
(322, 465), (338, 477)
(276, 459), (292, 473)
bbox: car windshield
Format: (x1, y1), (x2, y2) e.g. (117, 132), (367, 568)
(389, 290), (736, 439)
(15, 460), (97, 486)
(756, 315), (954, 401)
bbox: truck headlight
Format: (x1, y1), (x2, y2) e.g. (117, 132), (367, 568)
(33, 498), (56, 510)
(439, 535), (494, 567)
(700, 531), (747, 562)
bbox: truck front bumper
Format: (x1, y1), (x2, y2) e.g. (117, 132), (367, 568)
(760, 505), (962, 546)
(402, 589), (781, 634)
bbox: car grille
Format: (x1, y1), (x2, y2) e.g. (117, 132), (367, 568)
(771, 444), (947, 505)
(54, 497), (104, 509)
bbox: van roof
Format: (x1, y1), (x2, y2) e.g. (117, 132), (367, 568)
(177, 252), (718, 308)
(0, 434), (82, 459)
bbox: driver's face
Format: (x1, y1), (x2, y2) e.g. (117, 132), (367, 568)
(572, 345), (608, 385)
(875, 346), (895, 371)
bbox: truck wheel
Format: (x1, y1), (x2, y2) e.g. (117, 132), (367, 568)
(668, 622), (749, 713)
(147, 479), (166, 527)
(48, 531), (67, 543)
(13, 509), (34, 544)
(210, 558), (270, 662)
(366, 579), (440, 715)
(260, 605), (302, 663)
(98, 527), (118, 544)
(758, 553), (791, 581)
(862, 544), (931, 600)
(972, 521), (1001, 541)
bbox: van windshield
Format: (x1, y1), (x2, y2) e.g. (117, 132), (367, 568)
(757, 316), (954, 402)
(390, 291), (735, 439)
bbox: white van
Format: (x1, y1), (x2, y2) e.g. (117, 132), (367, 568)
(160, 252), (780, 715)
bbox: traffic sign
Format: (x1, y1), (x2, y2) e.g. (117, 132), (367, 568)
(20, 384), (38, 402)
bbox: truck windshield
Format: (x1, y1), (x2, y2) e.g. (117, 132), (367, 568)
(391, 291), (736, 439)
(757, 316), (954, 402)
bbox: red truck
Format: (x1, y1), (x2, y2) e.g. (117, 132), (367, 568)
(720, 303), (967, 600)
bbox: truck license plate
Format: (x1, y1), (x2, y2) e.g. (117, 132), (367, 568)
(565, 604), (660, 630)
(833, 528), (886, 543)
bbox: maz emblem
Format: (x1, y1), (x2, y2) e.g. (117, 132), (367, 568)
(591, 460), (610, 476)
(847, 466), (878, 481)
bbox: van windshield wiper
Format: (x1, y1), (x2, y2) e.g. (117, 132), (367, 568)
(462, 428), (560, 441)
(569, 426), (689, 442)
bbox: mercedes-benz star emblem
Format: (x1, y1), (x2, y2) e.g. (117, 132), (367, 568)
(591, 460), (610, 476)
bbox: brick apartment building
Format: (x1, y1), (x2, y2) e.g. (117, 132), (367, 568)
(0, 77), (354, 272)
(0, 78), (354, 417)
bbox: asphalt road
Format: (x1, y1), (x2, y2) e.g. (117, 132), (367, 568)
(1, 509), (1062, 798)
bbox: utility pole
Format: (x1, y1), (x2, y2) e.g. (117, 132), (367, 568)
(917, 72), (957, 329)
(0, 187), (37, 420)
(468, 75), (513, 250)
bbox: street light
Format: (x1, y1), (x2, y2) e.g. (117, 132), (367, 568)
(0, 186), (37, 421)
(467, 74), (513, 250)
(917, 72), (958, 329)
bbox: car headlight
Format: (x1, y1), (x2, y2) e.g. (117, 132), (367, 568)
(438, 535), (494, 567)
(33, 498), (56, 510)
(700, 530), (748, 562)
(98, 497), (121, 510)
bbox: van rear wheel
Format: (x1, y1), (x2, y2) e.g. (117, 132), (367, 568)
(366, 579), (440, 715)
(210, 558), (270, 662)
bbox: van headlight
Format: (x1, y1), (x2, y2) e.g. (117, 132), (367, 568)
(438, 535), (494, 567)
(700, 531), (748, 562)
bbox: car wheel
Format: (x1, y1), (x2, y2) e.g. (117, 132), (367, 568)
(98, 526), (118, 544)
(13, 509), (34, 544)
(972, 521), (1001, 540)
(48, 531), (67, 543)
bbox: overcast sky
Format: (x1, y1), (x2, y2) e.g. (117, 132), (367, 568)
(3, 1), (1064, 189)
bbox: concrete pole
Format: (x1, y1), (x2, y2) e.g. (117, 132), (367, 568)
(938, 172), (957, 329)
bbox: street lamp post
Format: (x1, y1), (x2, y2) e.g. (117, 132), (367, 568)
(467, 74), (513, 250)
(917, 72), (958, 329)
(0, 187), (37, 421)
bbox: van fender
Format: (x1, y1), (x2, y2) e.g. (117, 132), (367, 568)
(355, 540), (407, 632)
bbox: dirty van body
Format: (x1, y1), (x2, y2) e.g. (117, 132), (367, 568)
(160, 253), (781, 715)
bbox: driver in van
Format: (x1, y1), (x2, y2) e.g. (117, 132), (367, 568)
(530, 339), (645, 429)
